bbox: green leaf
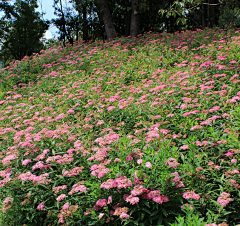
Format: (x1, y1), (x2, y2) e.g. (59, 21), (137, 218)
(161, 207), (167, 217)
(157, 214), (163, 225)
(143, 200), (150, 208)
(151, 209), (159, 217)
(142, 208), (151, 214)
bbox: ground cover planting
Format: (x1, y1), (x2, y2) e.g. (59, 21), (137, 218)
(0, 28), (240, 226)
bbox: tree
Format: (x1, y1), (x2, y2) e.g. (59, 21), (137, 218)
(0, 0), (49, 62)
(52, 0), (72, 46)
(94, 0), (116, 39)
(130, 0), (140, 37)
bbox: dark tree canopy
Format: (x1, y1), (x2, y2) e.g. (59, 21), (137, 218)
(1, 0), (240, 65)
(0, 0), (49, 62)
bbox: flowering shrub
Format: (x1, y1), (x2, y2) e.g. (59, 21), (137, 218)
(0, 28), (240, 225)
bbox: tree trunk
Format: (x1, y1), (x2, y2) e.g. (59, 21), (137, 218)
(125, 10), (131, 36)
(59, 0), (66, 46)
(83, 6), (88, 41)
(130, 0), (140, 38)
(94, 0), (116, 39)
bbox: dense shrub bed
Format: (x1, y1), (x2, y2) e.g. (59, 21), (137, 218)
(0, 29), (240, 225)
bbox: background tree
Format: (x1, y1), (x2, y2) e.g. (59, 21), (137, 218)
(94, 0), (117, 39)
(0, 0), (49, 63)
(52, 0), (74, 46)
(71, 0), (105, 41)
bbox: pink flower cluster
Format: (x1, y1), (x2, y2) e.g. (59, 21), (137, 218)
(142, 190), (169, 204)
(125, 195), (140, 205)
(2, 154), (18, 166)
(190, 125), (202, 131)
(90, 161), (111, 179)
(196, 140), (208, 146)
(32, 161), (51, 170)
(37, 202), (44, 210)
(18, 172), (51, 184)
(68, 182), (87, 195)
(58, 203), (78, 223)
(35, 149), (49, 160)
(22, 158), (32, 166)
(100, 175), (132, 190)
(3, 197), (13, 204)
(2, 197), (13, 213)
(166, 158), (180, 168)
(63, 166), (84, 177)
(182, 190), (200, 200)
(93, 199), (107, 211)
(87, 150), (108, 161)
(217, 192), (232, 206)
(113, 207), (130, 219)
(52, 185), (67, 193)
(180, 145), (189, 150)
(56, 194), (67, 201)
(200, 115), (221, 125)
(171, 172), (185, 188)
(94, 133), (120, 146)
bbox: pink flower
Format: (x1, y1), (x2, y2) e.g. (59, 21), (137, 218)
(133, 171), (141, 185)
(126, 195), (139, 205)
(52, 185), (67, 193)
(56, 194), (66, 201)
(145, 161), (152, 168)
(180, 104), (187, 109)
(171, 172), (179, 183)
(107, 106), (116, 111)
(232, 169), (239, 174)
(98, 213), (104, 219)
(67, 109), (75, 114)
(182, 190), (200, 200)
(153, 195), (169, 204)
(37, 202), (44, 210)
(180, 145), (189, 150)
(147, 190), (169, 204)
(222, 113), (231, 118)
(120, 212), (130, 219)
(107, 196), (112, 204)
(96, 199), (107, 207)
(93, 199), (107, 211)
(231, 159), (237, 164)
(166, 158), (180, 168)
(131, 185), (144, 196)
(22, 159), (32, 166)
(205, 224), (217, 226)
(166, 114), (175, 117)
(3, 197), (13, 204)
(62, 202), (69, 210)
(181, 203), (193, 210)
(114, 158), (121, 163)
(97, 168), (110, 178)
(68, 184), (87, 195)
(100, 179), (117, 190)
(137, 159), (143, 164)
(160, 129), (170, 134)
(217, 192), (232, 206)
(190, 125), (202, 131)
(115, 175), (132, 189)
(126, 155), (133, 162)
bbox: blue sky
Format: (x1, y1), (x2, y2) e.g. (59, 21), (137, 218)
(0, 0), (69, 39)
(36, 0), (58, 39)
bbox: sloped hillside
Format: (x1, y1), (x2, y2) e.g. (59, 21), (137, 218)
(0, 29), (240, 226)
